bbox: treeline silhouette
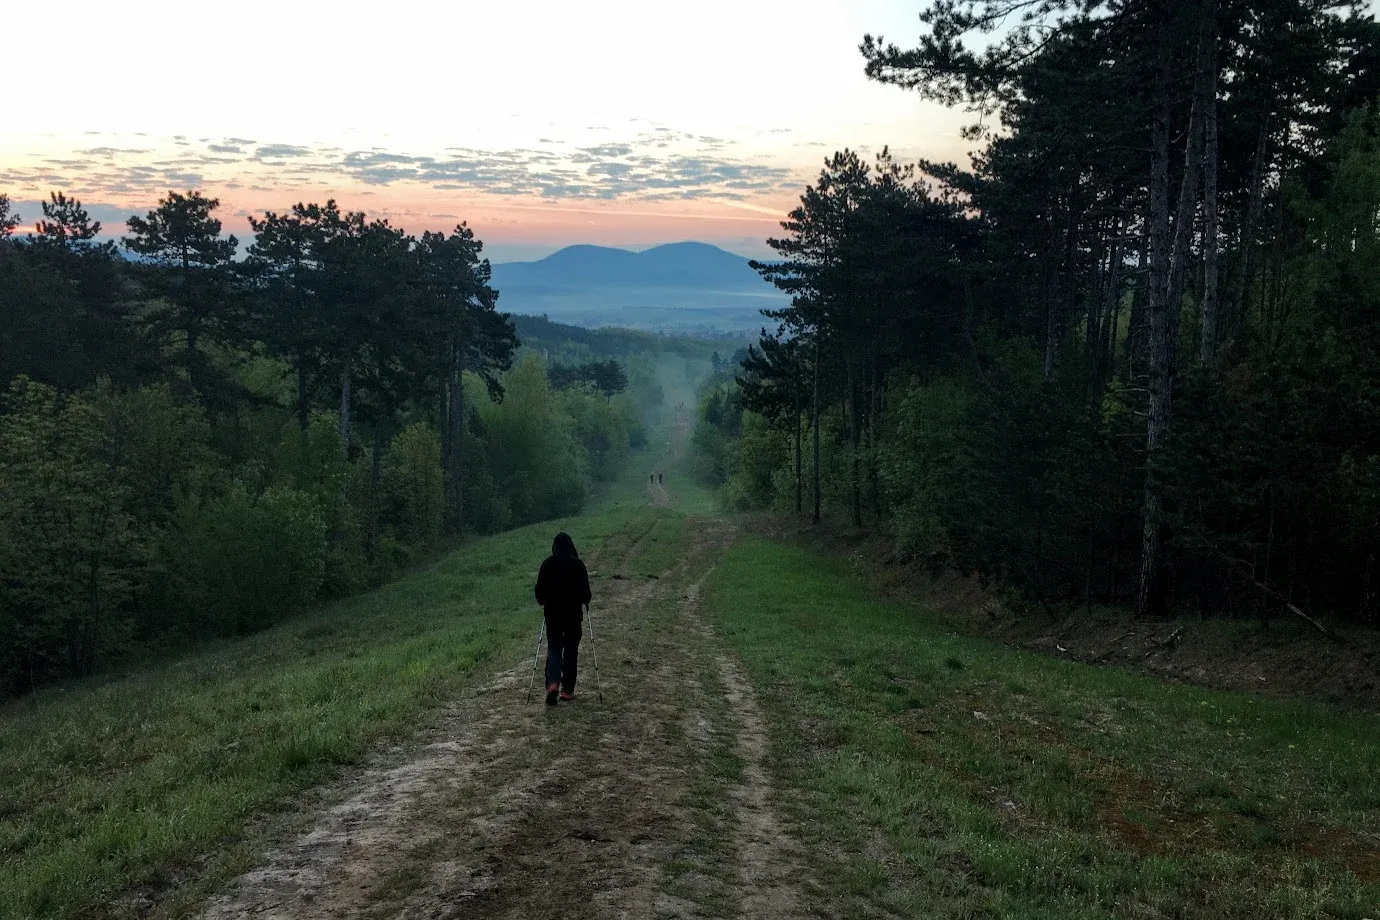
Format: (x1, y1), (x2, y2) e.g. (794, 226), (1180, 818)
(0, 192), (647, 695)
(697, 0), (1380, 628)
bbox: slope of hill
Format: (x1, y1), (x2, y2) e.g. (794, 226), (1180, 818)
(7, 489), (1378, 919)
(510, 314), (745, 359)
(490, 242), (785, 333)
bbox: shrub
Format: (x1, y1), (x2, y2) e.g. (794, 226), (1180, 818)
(878, 377), (975, 562)
(0, 378), (144, 690)
(381, 423), (444, 547)
(165, 482), (327, 635)
(560, 387), (631, 483)
(478, 354), (587, 524)
(723, 411), (789, 510)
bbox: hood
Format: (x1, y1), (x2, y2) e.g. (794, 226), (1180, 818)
(552, 532), (578, 558)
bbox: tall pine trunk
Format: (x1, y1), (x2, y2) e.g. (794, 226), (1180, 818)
(1199, 0), (1221, 367)
(794, 358), (803, 515)
(869, 346), (882, 525)
(1087, 226), (1107, 399)
(1138, 7), (1176, 618)
(1127, 233), (1151, 367)
(1167, 23), (1210, 315)
(296, 347), (310, 433)
(447, 361), (465, 536)
(812, 335), (821, 526)
(847, 358), (862, 527)
(1230, 116), (1270, 348)
(369, 424), (384, 551)
(438, 384), (450, 472)
(1044, 266), (1060, 383)
(339, 360), (352, 458)
(1103, 224), (1126, 387)
(963, 274), (984, 379)
(1045, 219), (1076, 383)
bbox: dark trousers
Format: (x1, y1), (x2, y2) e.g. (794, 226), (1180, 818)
(544, 610), (583, 692)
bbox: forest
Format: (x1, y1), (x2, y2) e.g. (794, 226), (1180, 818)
(0, 192), (722, 697)
(695, 0), (1380, 629)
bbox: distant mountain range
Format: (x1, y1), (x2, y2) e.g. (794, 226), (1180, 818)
(490, 242), (785, 334)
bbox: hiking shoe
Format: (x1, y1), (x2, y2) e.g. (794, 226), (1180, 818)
(545, 682), (560, 706)
(560, 691), (574, 702)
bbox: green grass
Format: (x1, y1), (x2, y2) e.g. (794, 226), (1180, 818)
(663, 470), (721, 517)
(702, 536), (1380, 919)
(16, 467), (1373, 920)
(659, 660), (743, 917)
(0, 502), (654, 920)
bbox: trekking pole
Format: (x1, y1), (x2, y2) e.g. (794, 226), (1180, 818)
(586, 604), (604, 702)
(525, 620), (546, 704)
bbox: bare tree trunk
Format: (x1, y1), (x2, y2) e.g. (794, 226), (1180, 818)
(812, 335), (821, 525)
(441, 375), (454, 532)
(1168, 22), (1210, 315)
(1046, 218), (1076, 383)
(1087, 225), (1106, 401)
(1128, 233), (1150, 367)
(869, 345), (883, 525)
(963, 273), (984, 380)
(1086, 506), (1097, 615)
(1139, 7), (1176, 618)
(794, 358), (803, 515)
(339, 361), (352, 458)
(1199, 0), (1221, 368)
(369, 424), (384, 552)
(448, 363), (465, 536)
(1044, 267), (1060, 384)
(1229, 116), (1270, 348)
(1041, 223), (1057, 383)
(438, 384), (450, 469)
(296, 347), (310, 433)
(847, 358), (862, 527)
(1103, 224), (1125, 387)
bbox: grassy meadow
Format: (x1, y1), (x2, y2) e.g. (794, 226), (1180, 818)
(7, 467), (1379, 920)
(0, 485), (667, 920)
(703, 536), (1380, 919)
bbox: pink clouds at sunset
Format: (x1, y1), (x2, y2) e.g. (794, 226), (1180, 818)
(4, 0), (972, 261)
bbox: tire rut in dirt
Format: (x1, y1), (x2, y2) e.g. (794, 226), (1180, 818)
(681, 557), (812, 920)
(198, 512), (724, 920)
(447, 523), (728, 918)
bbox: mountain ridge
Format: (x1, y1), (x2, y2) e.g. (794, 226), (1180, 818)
(489, 240), (784, 333)
(491, 241), (768, 290)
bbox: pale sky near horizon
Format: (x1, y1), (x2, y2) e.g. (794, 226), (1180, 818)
(3, 1), (973, 260)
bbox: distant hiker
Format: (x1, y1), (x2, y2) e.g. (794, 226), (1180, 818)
(534, 532), (592, 706)
(650, 473), (655, 485)
(658, 472), (663, 485)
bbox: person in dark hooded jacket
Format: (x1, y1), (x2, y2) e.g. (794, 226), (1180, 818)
(534, 532), (592, 705)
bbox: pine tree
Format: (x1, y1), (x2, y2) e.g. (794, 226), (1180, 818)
(414, 225), (515, 534)
(123, 191), (240, 403)
(31, 192), (104, 252)
(0, 194), (19, 239)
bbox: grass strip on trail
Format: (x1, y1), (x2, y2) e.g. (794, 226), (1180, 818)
(0, 503), (649, 920)
(702, 536), (1380, 920)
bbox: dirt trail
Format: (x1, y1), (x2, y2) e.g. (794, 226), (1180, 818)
(199, 515), (809, 920)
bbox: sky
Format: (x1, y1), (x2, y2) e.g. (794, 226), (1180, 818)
(3, 0), (973, 261)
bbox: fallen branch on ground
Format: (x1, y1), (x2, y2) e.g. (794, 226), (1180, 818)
(1150, 625), (1184, 649)
(1221, 556), (1348, 643)
(1249, 575), (1347, 644)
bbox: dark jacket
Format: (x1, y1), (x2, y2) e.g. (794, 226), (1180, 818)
(535, 532), (591, 617)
